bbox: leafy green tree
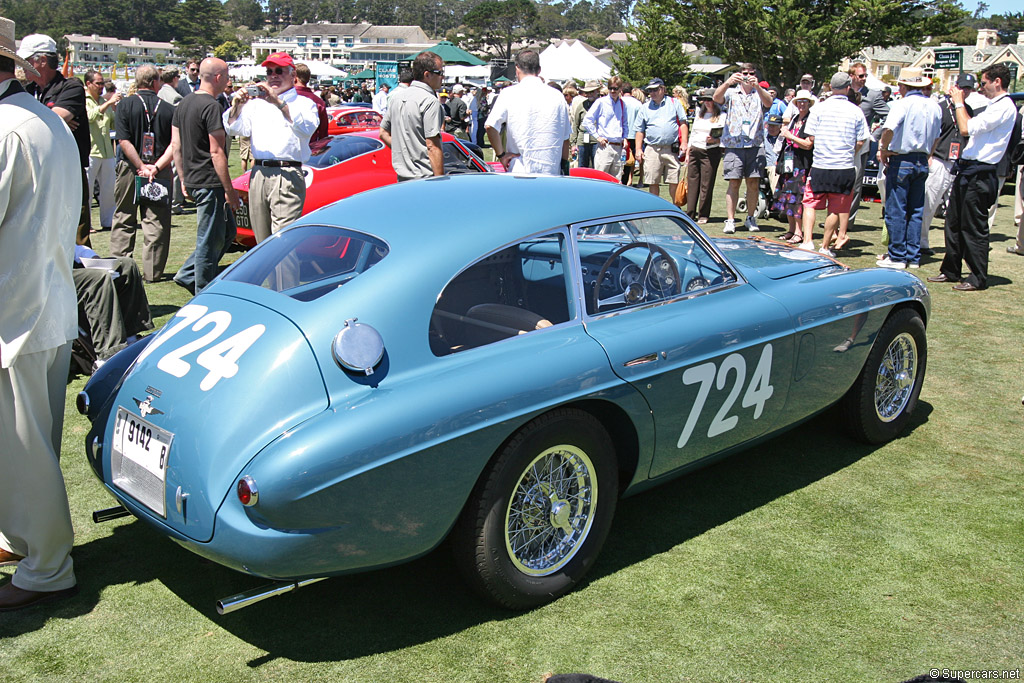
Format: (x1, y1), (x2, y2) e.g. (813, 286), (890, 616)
(172, 0), (228, 58)
(224, 0), (266, 30)
(638, 0), (967, 87)
(613, 1), (689, 86)
(214, 39), (250, 61)
(462, 0), (538, 60)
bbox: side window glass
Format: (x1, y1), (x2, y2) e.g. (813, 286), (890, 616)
(431, 234), (570, 356)
(579, 215), (735, 315)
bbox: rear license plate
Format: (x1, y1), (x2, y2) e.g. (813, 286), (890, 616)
(863, 174), (878, 186)
(111, 407), (174, 517)
(234, 203), (250, 229)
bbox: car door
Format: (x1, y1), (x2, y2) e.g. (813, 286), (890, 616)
(573, 213), (796, 479)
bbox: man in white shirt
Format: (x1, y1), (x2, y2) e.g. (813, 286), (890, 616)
(224, 51), (319, 243)
(372, 83), (389, 114)
(485, 49), (571, 176)
(583, 75), (628, 177)
(928, 63), (1018, 291)
(0, 18), (81, 611)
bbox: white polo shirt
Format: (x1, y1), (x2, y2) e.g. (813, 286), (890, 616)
(961, 93), (1017, 165)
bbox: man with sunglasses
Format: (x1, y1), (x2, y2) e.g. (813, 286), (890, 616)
(223, 52), (318, 243)
(380, 51), (445, 182)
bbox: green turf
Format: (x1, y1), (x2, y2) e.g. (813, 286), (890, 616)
(1, 148), (1022, 682)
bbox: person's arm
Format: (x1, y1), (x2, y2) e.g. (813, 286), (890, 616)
(379, 109), (392, 148)
(877, 127), (894, 166)
(209, 129), (239, 210)
(425, 135), (443, 176)
(754, 82), (773, 109)
(949, 85), (971, 137)
(584, 99), (602, 144)
(486, 125), (517, 170)
(713, 74), (739, 105)
(634, 131), (645, 163)
(171, 125), (188, 198)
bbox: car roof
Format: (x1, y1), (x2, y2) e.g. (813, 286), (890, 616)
(294, 173), (679, 256)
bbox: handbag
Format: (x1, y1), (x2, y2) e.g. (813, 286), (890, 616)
(674, 176), (688, 207)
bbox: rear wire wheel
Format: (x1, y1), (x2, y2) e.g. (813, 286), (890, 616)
(452, 408), (618, 609)
(843, 307), (927, 443)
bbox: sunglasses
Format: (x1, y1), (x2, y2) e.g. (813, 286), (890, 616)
(266, 67), (288, 75)
(428, 69), (443, 75)
(741, 71), (756, 75)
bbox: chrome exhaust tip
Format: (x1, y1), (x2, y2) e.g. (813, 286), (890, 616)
(216, 577), (327, 615)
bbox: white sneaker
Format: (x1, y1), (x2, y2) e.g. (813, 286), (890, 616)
(876, 255), (907, 269)
(908, 262), (920, 269)
(798, 240), (815, 251)
(723, 219), (736, 234)
(744, 216), (759, 232)
(818, 246), (835, 258)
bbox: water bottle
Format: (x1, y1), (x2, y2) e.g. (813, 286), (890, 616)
(620, 148), (627, 164)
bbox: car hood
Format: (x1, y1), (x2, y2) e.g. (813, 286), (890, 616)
(94, 292), (328, 542)
(713, 237), (841, 280)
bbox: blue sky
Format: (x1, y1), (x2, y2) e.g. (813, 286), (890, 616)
(964, 0), (1020, 18)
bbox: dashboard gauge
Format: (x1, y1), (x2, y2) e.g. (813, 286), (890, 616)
(648, 257), (677, 293)
(619, 263), (642, 290)
(686, 276), (711, 292)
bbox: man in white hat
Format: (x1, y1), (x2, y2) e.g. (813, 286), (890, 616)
(17, 32), (93, 247)
(0, 16), (83, 611)
(875, 67), (941, 269)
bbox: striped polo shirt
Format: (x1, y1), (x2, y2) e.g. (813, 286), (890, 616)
(804, 94), (869, 170)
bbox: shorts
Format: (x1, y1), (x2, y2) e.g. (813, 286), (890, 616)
(722, 147), (764, 180)
(642, 143), (681, 184)
(801, 187), (854, 213)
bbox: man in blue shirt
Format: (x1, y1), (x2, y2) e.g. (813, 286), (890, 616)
(583, 76), (628, 177)
(876, 68), (941, 269)
(635, 78), (687, 199)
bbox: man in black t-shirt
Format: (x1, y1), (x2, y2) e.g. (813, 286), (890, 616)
(110, 65), (175, 283)
(171, 58), (240, 293)
(18, 33), (92, 246)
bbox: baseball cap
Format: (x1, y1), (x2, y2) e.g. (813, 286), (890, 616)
(758, 80), (770, 89)
(16, 33), (57, 59)
(452, 83), (464, 94)
(956, 72), (977, 89)
(261, 52), (294, 68)
(645, 77), (665, 90)
(766, 114), (784, 125)
(800, 73), (814, 82)
(830, 72), (852, 90)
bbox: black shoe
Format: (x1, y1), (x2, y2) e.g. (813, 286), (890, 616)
(919, 247), (934, 257)
(173, 278), (196, 296)
(171, 205), (184, 215)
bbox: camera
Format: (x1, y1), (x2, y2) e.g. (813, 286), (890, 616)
(246, 85), (261, 98)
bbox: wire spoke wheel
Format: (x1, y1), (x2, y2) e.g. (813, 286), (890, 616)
(874, 332), (918, 422)
(504, 445), (597, 576)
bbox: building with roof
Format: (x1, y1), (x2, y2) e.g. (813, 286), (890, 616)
(250, 22), (433, 71)
(65, 34), (178, 66)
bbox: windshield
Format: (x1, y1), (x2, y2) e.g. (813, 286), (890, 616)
(222, 225), (388, 301)
(307, 135), (383, 169)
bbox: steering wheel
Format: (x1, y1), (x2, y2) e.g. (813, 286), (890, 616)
(591, 242), (681, 313)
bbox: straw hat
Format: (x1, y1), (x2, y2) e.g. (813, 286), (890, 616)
(896, 67), (930, 88)
(0, 17), (39, 76)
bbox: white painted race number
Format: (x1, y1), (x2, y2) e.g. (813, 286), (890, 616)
(135, 304), (266, 391)
(677, 344), (774, 448)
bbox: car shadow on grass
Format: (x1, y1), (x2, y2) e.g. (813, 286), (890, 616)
(0, 402), (933, 662)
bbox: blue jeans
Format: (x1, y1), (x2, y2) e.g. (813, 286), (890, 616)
(174, 187), (236, 292)
(883, 153), (929, 264)
(578, 143), (596, 169)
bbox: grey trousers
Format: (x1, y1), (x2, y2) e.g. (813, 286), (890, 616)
(0, 343), (76, 592)
(248, 165), (306, 244)
(109, 160), (172, 282)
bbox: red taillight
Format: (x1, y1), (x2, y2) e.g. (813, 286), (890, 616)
(237, 476), (259, 506)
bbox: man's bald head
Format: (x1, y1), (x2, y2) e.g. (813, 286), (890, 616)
(199, 57), (229, 95)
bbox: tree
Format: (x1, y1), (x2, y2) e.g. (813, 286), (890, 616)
(223, 0), (266, 30)
(613, 1), (690, 86)
(214, 39), (250, 61)
(638, 0), (967, 88)
(172, 0), (229, 58)
(462, 0), (539, 60)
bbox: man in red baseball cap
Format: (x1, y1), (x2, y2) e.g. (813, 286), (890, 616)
(223, 51), (318, 243)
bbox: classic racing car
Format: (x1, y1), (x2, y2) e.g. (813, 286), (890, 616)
(79, 175), (929, 613)
(325, 105), (382, 136)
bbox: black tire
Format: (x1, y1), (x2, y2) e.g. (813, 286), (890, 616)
(842, 307), (927, 444)
(452, 408), (618, 609)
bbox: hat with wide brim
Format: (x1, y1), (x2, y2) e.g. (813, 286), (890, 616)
(896, 67), (930, 88)
(0, 18), (39, 76)
(793, 89), (816, 103)
(580, 79), (602, 93)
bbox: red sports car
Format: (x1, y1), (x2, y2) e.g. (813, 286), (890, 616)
(326, 106), (382, 136)
(231, 131), (618, 248)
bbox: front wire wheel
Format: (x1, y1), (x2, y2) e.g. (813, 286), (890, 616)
(843, 308), (927, 444)
(453, 409), (618, 609)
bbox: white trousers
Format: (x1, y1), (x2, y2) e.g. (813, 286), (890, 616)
(87, 156), (117, 229)
(0, 344), (77, 591)
(594, 143), (624, 178)
(921, 157), (956, 249)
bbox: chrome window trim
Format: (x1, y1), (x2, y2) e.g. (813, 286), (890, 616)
(568, 210), (747, 322)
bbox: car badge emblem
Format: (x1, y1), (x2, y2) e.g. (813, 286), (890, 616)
(134, 396), (164, 417)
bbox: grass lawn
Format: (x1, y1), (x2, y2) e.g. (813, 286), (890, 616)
(1, 148), (1022, 682)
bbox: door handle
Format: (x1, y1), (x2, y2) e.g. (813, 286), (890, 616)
(624, 353), (659, 367)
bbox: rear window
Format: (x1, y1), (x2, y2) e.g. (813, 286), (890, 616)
(222, 225), (388, 301)
(307, 135), (383, 169)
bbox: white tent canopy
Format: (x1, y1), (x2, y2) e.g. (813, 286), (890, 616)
(228, 59), (346, 82)
(539, 41), (611, 82)
(446, 64), (490, 80)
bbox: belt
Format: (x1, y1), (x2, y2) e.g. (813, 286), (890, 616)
(254, 159), (302, 168)
(606, 140), (623, 146)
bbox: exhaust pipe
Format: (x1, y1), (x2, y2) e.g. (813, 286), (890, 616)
(93, 506), (131, 523)
(216, 577), (327, 615)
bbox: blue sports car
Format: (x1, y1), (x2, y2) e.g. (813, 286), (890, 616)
(79, 175), (929, 612)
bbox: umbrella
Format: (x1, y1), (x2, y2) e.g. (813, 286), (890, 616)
(419, 41), (486, 67)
